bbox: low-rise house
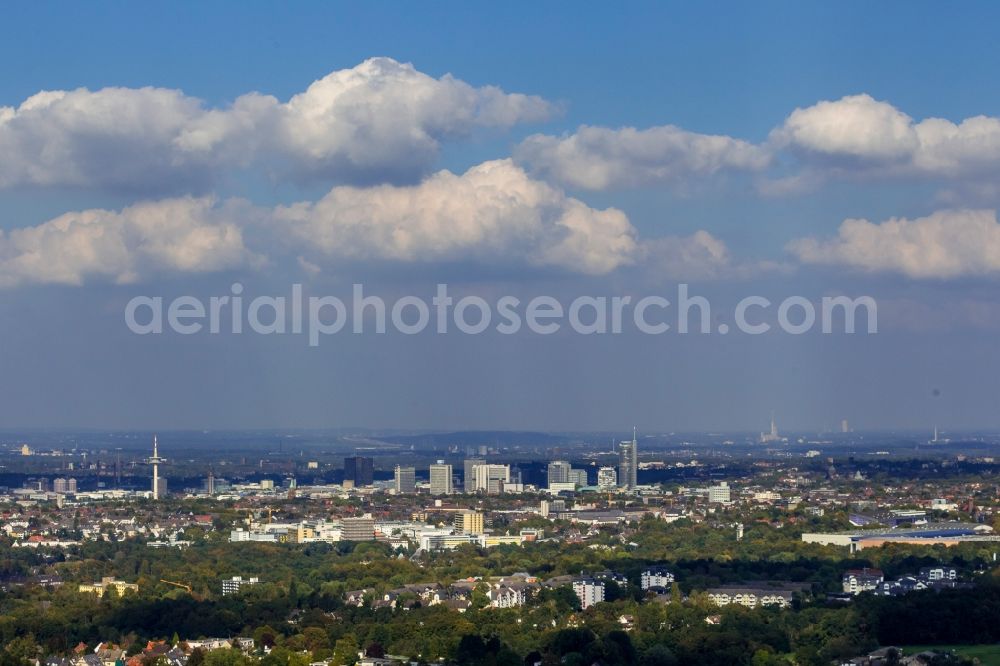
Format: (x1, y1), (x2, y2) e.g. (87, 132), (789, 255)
(378, 583), (441, 609)
(73, 655), (101, 666)
(707, 586), (794, 609)
(919, 566), (957, 581)
(707, 582), (809, 609)
(842, 568), (884, 595)
(94, 644), (124, 666)
(488, 584), (528, 608)
(440, 598), (472, 613)
(345, 588), (374, 607)
(184, 639), (231, 651)
(78, 577), (138, 598)
(878, 566), (966, 596)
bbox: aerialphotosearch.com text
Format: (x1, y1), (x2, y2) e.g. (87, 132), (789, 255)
(124, 283), (878, 346)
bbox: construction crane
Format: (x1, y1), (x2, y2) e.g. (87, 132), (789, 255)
(160, 579), (192, 593)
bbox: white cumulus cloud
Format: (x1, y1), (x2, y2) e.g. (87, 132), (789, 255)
(639, 231), (733, 280)
(275, 159), (638, 275)
(639, 230), (786, 280)
(788, 209), (1000, 279)
(0, 58), (554, 192)
(0, 87), (209, 191)
(515, 125), (769, 190)
(0, 160), (650, 287)
(182, 57), (554, 184)
(0, 197), (262, 287)
(771, 94), (1000, 179)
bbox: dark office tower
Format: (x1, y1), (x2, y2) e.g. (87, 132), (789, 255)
(618, 427), (638, 489)
(394, 465), (416, 494)
(344, 456), (374, 487)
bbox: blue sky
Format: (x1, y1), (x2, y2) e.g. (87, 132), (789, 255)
(6, 3), (998, 123)
(1, 2), (999, 432)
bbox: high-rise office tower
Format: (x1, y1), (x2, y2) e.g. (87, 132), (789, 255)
(547, 461), (571, 486)
(473, 464), (510, 495)
(340, 516), (376, 541)
(708, 481), (731, 504)
(429, 461), (453, 495)
(464, 458), (485, 491)
(394, 465), (416, 493)
(540, 498), (567, 518)
(569, 469), (588, 486)
(344, 456), (374, 487)
(618, 428), (638, 489)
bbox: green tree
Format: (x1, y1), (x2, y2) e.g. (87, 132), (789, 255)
(332, 635), (359, 666)
(638, 645), (678, 666)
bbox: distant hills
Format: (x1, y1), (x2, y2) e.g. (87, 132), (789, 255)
(378, 430), (574, 448)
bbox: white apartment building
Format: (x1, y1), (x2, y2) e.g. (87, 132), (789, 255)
(572, 578), (605, 609)
(221, 575), (259, 596)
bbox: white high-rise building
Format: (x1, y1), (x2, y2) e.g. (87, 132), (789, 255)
(618, 428), (638, 489)
(464, 458), (485, 491)
(572, 578), (605, 609)
(474, 464), (510, 495)
(597, 466), (617, 490)
(708, 482), (731, 504)
(429, 462), (453, 495)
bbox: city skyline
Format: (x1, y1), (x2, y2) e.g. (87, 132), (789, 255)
(5, 5), (1000, 666)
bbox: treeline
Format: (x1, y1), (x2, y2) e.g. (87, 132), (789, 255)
(3, 515), (1000, 664)
(3, 576), (999, 665)
(858, 585), (1000, 645)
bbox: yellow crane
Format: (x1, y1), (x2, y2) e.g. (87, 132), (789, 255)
(160, 579), (192, 593)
